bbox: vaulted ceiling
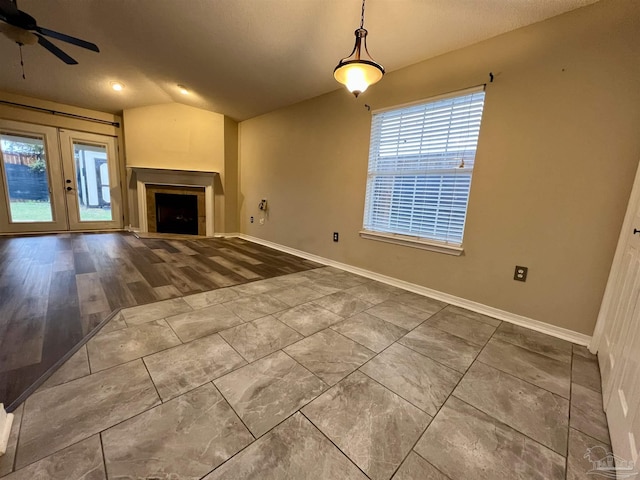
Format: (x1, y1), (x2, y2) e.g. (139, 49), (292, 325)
(0, 0), (599, 121)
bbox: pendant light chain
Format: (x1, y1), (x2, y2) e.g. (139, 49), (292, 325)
(360, 0), (366, 29)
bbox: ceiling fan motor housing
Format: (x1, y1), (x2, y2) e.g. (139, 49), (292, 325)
(0, 22), (37, 45)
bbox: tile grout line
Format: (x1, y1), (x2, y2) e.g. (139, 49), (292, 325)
(9, 429), (103, 476)
(141, 347), (248, 404)
(279, 349), (331, 390)
(444, 394), (568, 460)
(282, 295), (452, 479)
(566, 365), (611, 446)
(200, 385), (316, 478)
(328, 314), (409, 347)
(332, 309), (431, 354)
(98, 433), (109, 479)
(209, 381), (256, 442)
(442, 305), (504, 328)
(449, 381), (571, 456)
(401, 307), (489, 479)
(6, 259), (599, 478)
(410, 315), (574, 476)
(566, 350), (575, 480)
(214, 330), (253, 365)
(419, 311), (497, 348)
(567, 426), (611, 447)
(492, 328), (574, 363)
(356, 366), (439, 419)
(163, 316), (187, 345)
(89, 330), (183, 375)
(473, 357), (570, 400)
(298, 410), (373, 480)
(34, 346), (91, 394)
(461, 358), (573, 449)
(326, 297), (471, 382)
(205, 345), (358, 477)
(141, 357), (164, 404)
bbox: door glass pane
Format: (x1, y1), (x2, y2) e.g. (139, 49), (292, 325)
(73, 142), (113, 222)
(0, 132), (53, 222)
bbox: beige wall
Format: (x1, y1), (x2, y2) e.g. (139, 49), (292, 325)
(124, 103), (224, 171)
(224, 116), (239, 233)
(123, 103), (237, 233)
(238, 0), (640, 336)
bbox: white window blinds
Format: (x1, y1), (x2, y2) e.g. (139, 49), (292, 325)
(363, 87), (485, 247)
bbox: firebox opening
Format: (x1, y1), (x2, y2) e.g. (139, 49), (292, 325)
(155, 193), (198, 235)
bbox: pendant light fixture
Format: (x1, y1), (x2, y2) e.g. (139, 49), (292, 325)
(334, 0), (384, 98)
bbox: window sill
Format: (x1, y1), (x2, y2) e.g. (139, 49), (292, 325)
(359, 230), (464, 256)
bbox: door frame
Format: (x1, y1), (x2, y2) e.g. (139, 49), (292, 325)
(591, 160), (640, 353)
(591, 157), (640, 466)
(0, 120), (68, 233)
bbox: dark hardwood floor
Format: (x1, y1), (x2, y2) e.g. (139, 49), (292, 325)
(0, 232), (322, 407)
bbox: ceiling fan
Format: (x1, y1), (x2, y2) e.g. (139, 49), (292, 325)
(0, 0), (99, 65)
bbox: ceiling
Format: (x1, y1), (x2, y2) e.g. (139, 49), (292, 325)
(0, 0), (599, 121)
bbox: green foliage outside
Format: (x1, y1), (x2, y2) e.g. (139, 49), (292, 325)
(27, 158), (47, 174)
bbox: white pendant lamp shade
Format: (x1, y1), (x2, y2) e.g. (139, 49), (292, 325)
(334, 2), (384, 97)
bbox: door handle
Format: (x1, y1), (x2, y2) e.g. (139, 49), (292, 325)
(634, 228), (640, 235)
(66, 186), (73, 191)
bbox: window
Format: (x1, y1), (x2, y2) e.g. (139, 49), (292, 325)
(361, 86), (486, 254)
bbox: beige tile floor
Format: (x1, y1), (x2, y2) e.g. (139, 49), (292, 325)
(0, 266), (611, 480)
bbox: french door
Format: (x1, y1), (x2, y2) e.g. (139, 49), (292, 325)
(0, 120), (122, 233)
(59, 130), (121, 230)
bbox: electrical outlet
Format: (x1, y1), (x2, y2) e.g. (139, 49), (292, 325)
(333, 232), (339, 242)
(514, 265), (528, 282)
(250, 216), (254, 224)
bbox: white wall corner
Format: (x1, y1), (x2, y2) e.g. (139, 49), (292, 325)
(0, 404), (14, 456)
(238, 234), (592, 346)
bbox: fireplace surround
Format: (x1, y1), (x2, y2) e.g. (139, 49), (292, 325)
(131, 167), (217, 236)
(146, 185), (205, 235)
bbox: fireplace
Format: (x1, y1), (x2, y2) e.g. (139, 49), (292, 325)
(131, 168), (217, 236)
(156, 193), (198, 235)
(145, 184), (206, 235)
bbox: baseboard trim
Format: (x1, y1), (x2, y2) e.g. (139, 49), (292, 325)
(0, 405), (14, 456)
(238, 234), (592, 346)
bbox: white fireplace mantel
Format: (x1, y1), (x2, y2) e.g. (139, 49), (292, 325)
(130, 167), (218, 236)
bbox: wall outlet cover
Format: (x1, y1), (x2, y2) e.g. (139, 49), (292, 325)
(514, 265), (528, 282)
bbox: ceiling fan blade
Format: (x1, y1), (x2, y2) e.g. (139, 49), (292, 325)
(36, 26), (99, 52)
(0, 0), (19, 17)
(35, 33), (78, 64)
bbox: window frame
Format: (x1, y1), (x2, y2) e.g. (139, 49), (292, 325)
(360, 86), (486, 255)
